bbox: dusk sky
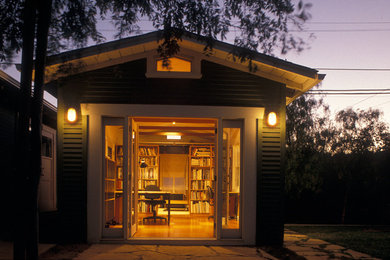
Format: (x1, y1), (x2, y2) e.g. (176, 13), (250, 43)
(282, 0), (390, 124)
(3, 0), (390, 124)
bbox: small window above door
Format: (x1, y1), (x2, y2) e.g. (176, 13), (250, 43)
(146, 51), (202, 79)
(157, 57), (191, 72)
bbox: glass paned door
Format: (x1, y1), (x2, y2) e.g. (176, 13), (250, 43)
(221, 120), (242, 238)
(128, 119), (139, 237)
(103, 118), (124, 237)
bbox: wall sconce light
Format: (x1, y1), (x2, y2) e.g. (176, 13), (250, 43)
(267, 112), (277, 126)
(67, 108), (77, 123)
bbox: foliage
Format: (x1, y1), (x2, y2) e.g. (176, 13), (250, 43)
(285, 94), (332, 198)
(285, 95), (390, 225)
(0, 0), (23, 62)
(1, 0), (313, 63)
(333, 108), (389, 154)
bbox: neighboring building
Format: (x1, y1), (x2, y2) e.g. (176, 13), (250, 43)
(43, 31), (324, 245)
(0, 70), (57, 240)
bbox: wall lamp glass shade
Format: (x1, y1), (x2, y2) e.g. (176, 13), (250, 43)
(267, 112), (277, 126)
(67, 108), (77, 123)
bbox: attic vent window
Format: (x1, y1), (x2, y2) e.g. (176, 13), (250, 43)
(157, 57), (191, 72)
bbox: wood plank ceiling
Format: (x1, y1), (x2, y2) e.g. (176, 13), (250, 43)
(134, 117), (217, 145)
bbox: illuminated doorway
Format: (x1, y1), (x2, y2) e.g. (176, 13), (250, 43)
(128, 117), (217, 238)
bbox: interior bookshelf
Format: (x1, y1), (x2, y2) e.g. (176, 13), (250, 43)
(138, 145), (159, 191)
(116, 145), (123, 190)
(189, 145), (214, 214)
(104, 158), (116, 202)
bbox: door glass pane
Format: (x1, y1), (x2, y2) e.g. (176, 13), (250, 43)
(222, 127), (241, 229)
(41, 135), (52, 158)
(104, 125), (123, 229)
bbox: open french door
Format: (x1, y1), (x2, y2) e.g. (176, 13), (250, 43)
(127, 118), (139, 237)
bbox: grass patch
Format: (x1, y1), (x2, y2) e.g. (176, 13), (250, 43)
(286, 225), (390, 260)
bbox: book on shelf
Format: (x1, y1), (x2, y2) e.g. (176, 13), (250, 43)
(139, 147), (157, 156)
(141, 157), (156, 166)
(191, 147), (212, 157)
(140, 168), (157, 179)
(190, 158), (211, 166)
(190, 191), (208, 200)
(191, 180), (210, 190)
(190, 201), (210, 214)
(191, 168), (210, 180)
(138, 201), (152, 213)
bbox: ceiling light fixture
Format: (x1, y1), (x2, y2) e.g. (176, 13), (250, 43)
(167, 135), (181, 140)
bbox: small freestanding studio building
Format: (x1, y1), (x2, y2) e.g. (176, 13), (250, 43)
(43, 31), (324, 245)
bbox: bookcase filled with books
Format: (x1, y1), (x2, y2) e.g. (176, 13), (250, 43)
(138, 145), (159, 214)
(138, 145), (159, 191)
(189, 145), (214, 214)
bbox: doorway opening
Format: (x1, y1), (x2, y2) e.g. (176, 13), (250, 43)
(129, 117), (217, 238)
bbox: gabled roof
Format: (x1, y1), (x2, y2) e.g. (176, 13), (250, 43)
(43, 31), (325, 105)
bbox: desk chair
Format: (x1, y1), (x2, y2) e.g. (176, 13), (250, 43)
(143, 185), (167, 224)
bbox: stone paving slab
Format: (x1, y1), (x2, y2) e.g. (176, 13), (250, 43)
(323, 244), (345, 250)
(344, 249), (377, 259)
(284, 229), (380, 260)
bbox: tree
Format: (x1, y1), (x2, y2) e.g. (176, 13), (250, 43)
(285, 98), (390, 224)
(285, 93), (333, 198)
(1, 1), (312, 259)
(332, 108), (389, 223)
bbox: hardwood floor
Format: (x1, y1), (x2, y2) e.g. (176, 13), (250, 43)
(133, 214), (214, 238)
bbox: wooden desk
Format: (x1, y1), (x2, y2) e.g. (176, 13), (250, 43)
(138, 191), (171, 225)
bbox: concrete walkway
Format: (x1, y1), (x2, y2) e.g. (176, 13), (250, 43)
(284, 229), (380, 260)
(72, 245), (276, 260)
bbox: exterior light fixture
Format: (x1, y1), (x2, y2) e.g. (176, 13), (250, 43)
(67, 108), (77, 123)
(267, 112), (277, 126)
(167, 135), (181, 140)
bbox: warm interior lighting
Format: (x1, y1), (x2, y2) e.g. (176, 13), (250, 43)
(167, 135), (181, 140)
(172, 121), (176, 125)
(157, 57), (191, 72)
(267, 112), (277, 126)
(67, 108), (77, 123)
